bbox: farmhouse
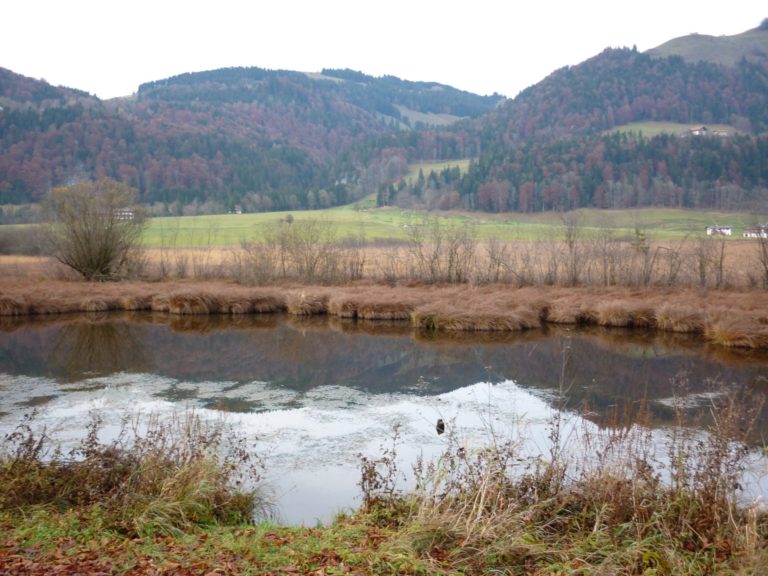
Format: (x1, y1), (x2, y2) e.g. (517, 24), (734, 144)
(706, 225), (732, 236)
(113, 208), (135, 221)
(743, 225), (768, 239)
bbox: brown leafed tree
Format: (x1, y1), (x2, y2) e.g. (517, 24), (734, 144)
(45, 178), (146, 280)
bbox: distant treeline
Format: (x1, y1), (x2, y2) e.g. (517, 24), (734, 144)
(385, 132), (768, 211)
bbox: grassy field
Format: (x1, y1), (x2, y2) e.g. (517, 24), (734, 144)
(646, 25), (768, 67)
(142, 204), (766, 248)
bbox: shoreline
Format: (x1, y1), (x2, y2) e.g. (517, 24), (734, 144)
(2, 278), (768, 349)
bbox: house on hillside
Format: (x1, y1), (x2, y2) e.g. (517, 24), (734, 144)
(706, 225), (732, 236)
(689, 126), (708, 136)
(743, 225), (768, 239)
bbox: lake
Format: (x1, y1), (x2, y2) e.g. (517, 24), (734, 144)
(1, 313), (767, 524)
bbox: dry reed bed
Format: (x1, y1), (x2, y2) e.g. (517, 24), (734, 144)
(2, 279), (768, 349)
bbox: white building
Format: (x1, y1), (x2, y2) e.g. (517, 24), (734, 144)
(706, 225), (732, 236)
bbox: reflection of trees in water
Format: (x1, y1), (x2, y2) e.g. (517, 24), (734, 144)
(4, 313), (768, 441)
(50, 319), (150, 381)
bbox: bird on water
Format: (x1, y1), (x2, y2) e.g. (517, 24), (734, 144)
(436, 418), (445, 435)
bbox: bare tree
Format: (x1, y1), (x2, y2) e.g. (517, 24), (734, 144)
(756, 234), (768, 289)
(44, 178), (146, 280)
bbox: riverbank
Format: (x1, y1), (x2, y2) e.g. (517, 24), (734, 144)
(2, 278), (768, 349)
(1, 399), (766, 575)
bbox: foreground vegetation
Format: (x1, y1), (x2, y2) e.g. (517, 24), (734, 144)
(2, 382), (767, 574)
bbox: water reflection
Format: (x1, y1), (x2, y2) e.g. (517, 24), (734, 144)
(1, 313), (767, 436)
(49, 318), (151, 381)
(3, 313), (768, 524)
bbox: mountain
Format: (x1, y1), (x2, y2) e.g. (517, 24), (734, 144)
(646, 18), (768, 67)
(380, 22), (768, 212)
(2, 21), (768, 216)
(0, 67), (93, 107)
(0, 66), (501, 210)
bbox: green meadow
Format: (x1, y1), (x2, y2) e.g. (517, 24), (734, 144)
(142, 203), (765, 248)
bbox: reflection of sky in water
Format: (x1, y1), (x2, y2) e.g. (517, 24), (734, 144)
(2, 371), (767, 524)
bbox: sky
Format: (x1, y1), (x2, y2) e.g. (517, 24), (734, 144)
(2, 1), (766, 100)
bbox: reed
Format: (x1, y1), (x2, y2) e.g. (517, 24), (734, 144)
(0, 295), (29, 316)
(250, 293), (287, 313)
(595, 299), (657, 328)
(221, 297), (255, 314)
(360, 377), (767, 575)
(4, 277), (768, 349)
(81, 297), (121, 313)
(0, 411), (265, 536)
(167, 292), (221, 315)
(413, 302), (541, 332)
(545, 294), (599, 325)
(286, 291), (329, 316)
(656, 303), (706, 333)
(120, 294), (153, 311)
(27, 294), (81, 315)
(705, 311), (768, 348)
(328, 288), (420, 320)
(357, 301), (415, 321)
(327, 295), (359, 318)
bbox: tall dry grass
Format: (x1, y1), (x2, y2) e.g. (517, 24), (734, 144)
(0, 411), (266, 536)
(2, 273), (768, 348)
(360, 375), (767, 574)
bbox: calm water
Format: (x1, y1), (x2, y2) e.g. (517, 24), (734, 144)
(1, 313), (767, 523)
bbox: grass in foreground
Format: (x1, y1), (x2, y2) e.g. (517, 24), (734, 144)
(2, 383), (768, 575)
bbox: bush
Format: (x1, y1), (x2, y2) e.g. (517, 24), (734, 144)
(43, 178), (147, 280)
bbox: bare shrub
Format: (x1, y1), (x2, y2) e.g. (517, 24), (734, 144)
(589, 227), (622, 286)
(755, 235), (768, 289)
(43, 178), (147, 281)
(561, 212), (585, 286)
(405, 216), (477, 283)
(692, 236), (728, 288)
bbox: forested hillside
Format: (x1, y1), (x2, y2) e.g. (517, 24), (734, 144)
(382, 24), (768, 212)
(0, 66), (501, 212)
(475, 47), (768, 144)
(2, 21), (767, 215)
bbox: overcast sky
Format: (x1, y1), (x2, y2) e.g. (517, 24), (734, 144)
(2, 1), (765, 100)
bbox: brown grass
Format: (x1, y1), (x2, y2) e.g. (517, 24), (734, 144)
(0, 295), (29, 316)
(286, 291), (330, 316)
(328, 287), (422, 320)
(656, 303), (706, 333)
(706, 309), (768, 348)
(595, 299), (656, 328)
(168, 292), (221, 315)
(413, 303), (541, 332)
(543, 293), (600, 325)
(2, 278), (768, 349)
(411, 287), (546, 332)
